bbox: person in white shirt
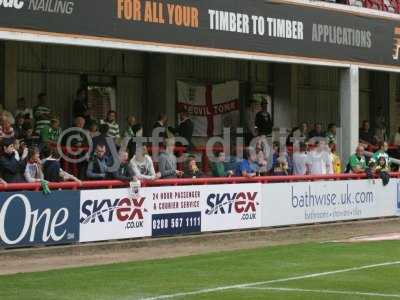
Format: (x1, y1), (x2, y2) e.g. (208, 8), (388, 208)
(306, 141), (331, 175)
(130, 146), (161, 180)
(14, 97), (33, 120)
(293, 142), (308, 175)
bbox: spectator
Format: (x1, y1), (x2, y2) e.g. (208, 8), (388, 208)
(13, 114), (25, 139)
(177, 111), (194, 149)
(374, 107), (386, 143)
(13, 138), (28, 162)
(87, 121), (99, 139)
(184, 155), (203, 178)
(0, 138), (25, 183)
(308, 123), (325, 141)
(62, 117), (86, 147)
(393, 126), (400, 147)
(153, 113), (171, 142)
(130, 146), (160, 180)
(73, 88), (88, 118)
(92, 123), (115, 157)
(329, 142), (341, 174)
(373, 156), (391, 186)
(112, 151), (136, 181)
(305, 141), (331, 175)
(86, 144), (111, 180)
(101, 110), (120, 140)
(124, 116), (142, 139)
(34, 112), (50, 136)
(24, 147), (44, 183)
(245, 100), (260, 144)
(14, 97), (33, 120)
(255, 140), (268, 175)
(255, 98), (273, 136)
(236, 147), (258, 177)
(359, 120), (376, 146)
(158, 141), (183, 179)
(21, 122), (40, 148)
(2, 119), (14, 138)
(212, 151), (234, 177)
(326, 123), (337, 144)
(370, 141), (390, 166)
(42, 147), (81, 183)
(40, 117), (62, 144)
(272, 154), (289, 176)
(0, 104), (15, 125)
(348, 145), (367, 173)
(292, 142), (308, 175)
(33, 93), (51, 125)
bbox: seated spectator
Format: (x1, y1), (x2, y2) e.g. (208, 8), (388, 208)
(40, 117), (61, 143)
(236, 147), (258, 177)
(14, 97), (33, 120)
(292, 142), (308, 176)
(130, 146), (160, 180)
(92, 124), (115, 157)
(42, 147), (81, 183)
(100, 110), (120, 140)
(272, 155), (289, 176)
(0, 104), (15, 125)
(255, 140), (268, 175)
(13, 138), (28, 162)
(124, 116), (142, 139)
(24, 147), (44, 183)
(308, 123), (325, 142)
(0, 138), (26, 183)
(184, 155), (203, 178)
(347, 145), (367, 173)
(158, 141), (183, 179)
(305, 141), (331, 175)
(329, 142), (341, 174)
(2, 119), (14, 138)
(21, 122), (40, 148)
(86, 144), (111, 180)
(87, 121), (99, 139)
(370, 141), (390, 166)
(112, 151), (136, 181)
(13, 114), (25, 139)
(359, 120), (376, 146)
(212, 151), (234, 177)
(326, 123), (337, 144)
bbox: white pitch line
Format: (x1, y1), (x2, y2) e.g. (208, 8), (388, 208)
(140, 261), (400, 300)
(242, 287), (400, 298)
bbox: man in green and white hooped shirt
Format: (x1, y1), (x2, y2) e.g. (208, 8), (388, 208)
(370, 141), (390, 167)
(100, 110), (120, 140)
(33, 93), (51, 135)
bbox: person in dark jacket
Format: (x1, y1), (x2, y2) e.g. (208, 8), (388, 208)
(73, 88), (88, 118)
(255, 98), (273, 136)
(0, 138), (26, 183)
(86, 144), (111, 180)
(177, 111), (194, 149)
(41, 147), (81, 183)
(112, 151), (137, 181)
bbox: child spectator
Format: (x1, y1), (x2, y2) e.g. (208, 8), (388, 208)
(40, 117), (61, 143)
(236, 147), (258, 177)
(292, 142), (308, 175)
(184, 155), (203, 178)
(212, 151), (234, 177)
(24, 147), (44, 183)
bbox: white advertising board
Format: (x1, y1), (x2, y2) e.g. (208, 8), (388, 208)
(201, 183), (262, 232)
(262, 179), (398, 227)
(80, 188), (151, 242)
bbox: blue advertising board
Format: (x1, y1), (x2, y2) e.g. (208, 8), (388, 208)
(152, 212), (201, 237)
(0, 191), (80, 248)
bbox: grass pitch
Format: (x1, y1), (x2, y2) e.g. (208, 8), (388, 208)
(1, 240), (400, 300)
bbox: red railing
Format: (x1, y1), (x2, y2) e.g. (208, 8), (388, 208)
(0, 173), (399, 192)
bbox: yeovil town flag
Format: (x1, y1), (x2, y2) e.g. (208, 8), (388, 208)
(177, 81), (240, 137)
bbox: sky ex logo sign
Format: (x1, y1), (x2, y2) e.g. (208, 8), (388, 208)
(0, 0), (24, 9)
(205, 192), (258, 220)
(80, 197), (147, 230)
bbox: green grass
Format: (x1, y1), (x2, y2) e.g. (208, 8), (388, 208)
(1, 241), (400, 300)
